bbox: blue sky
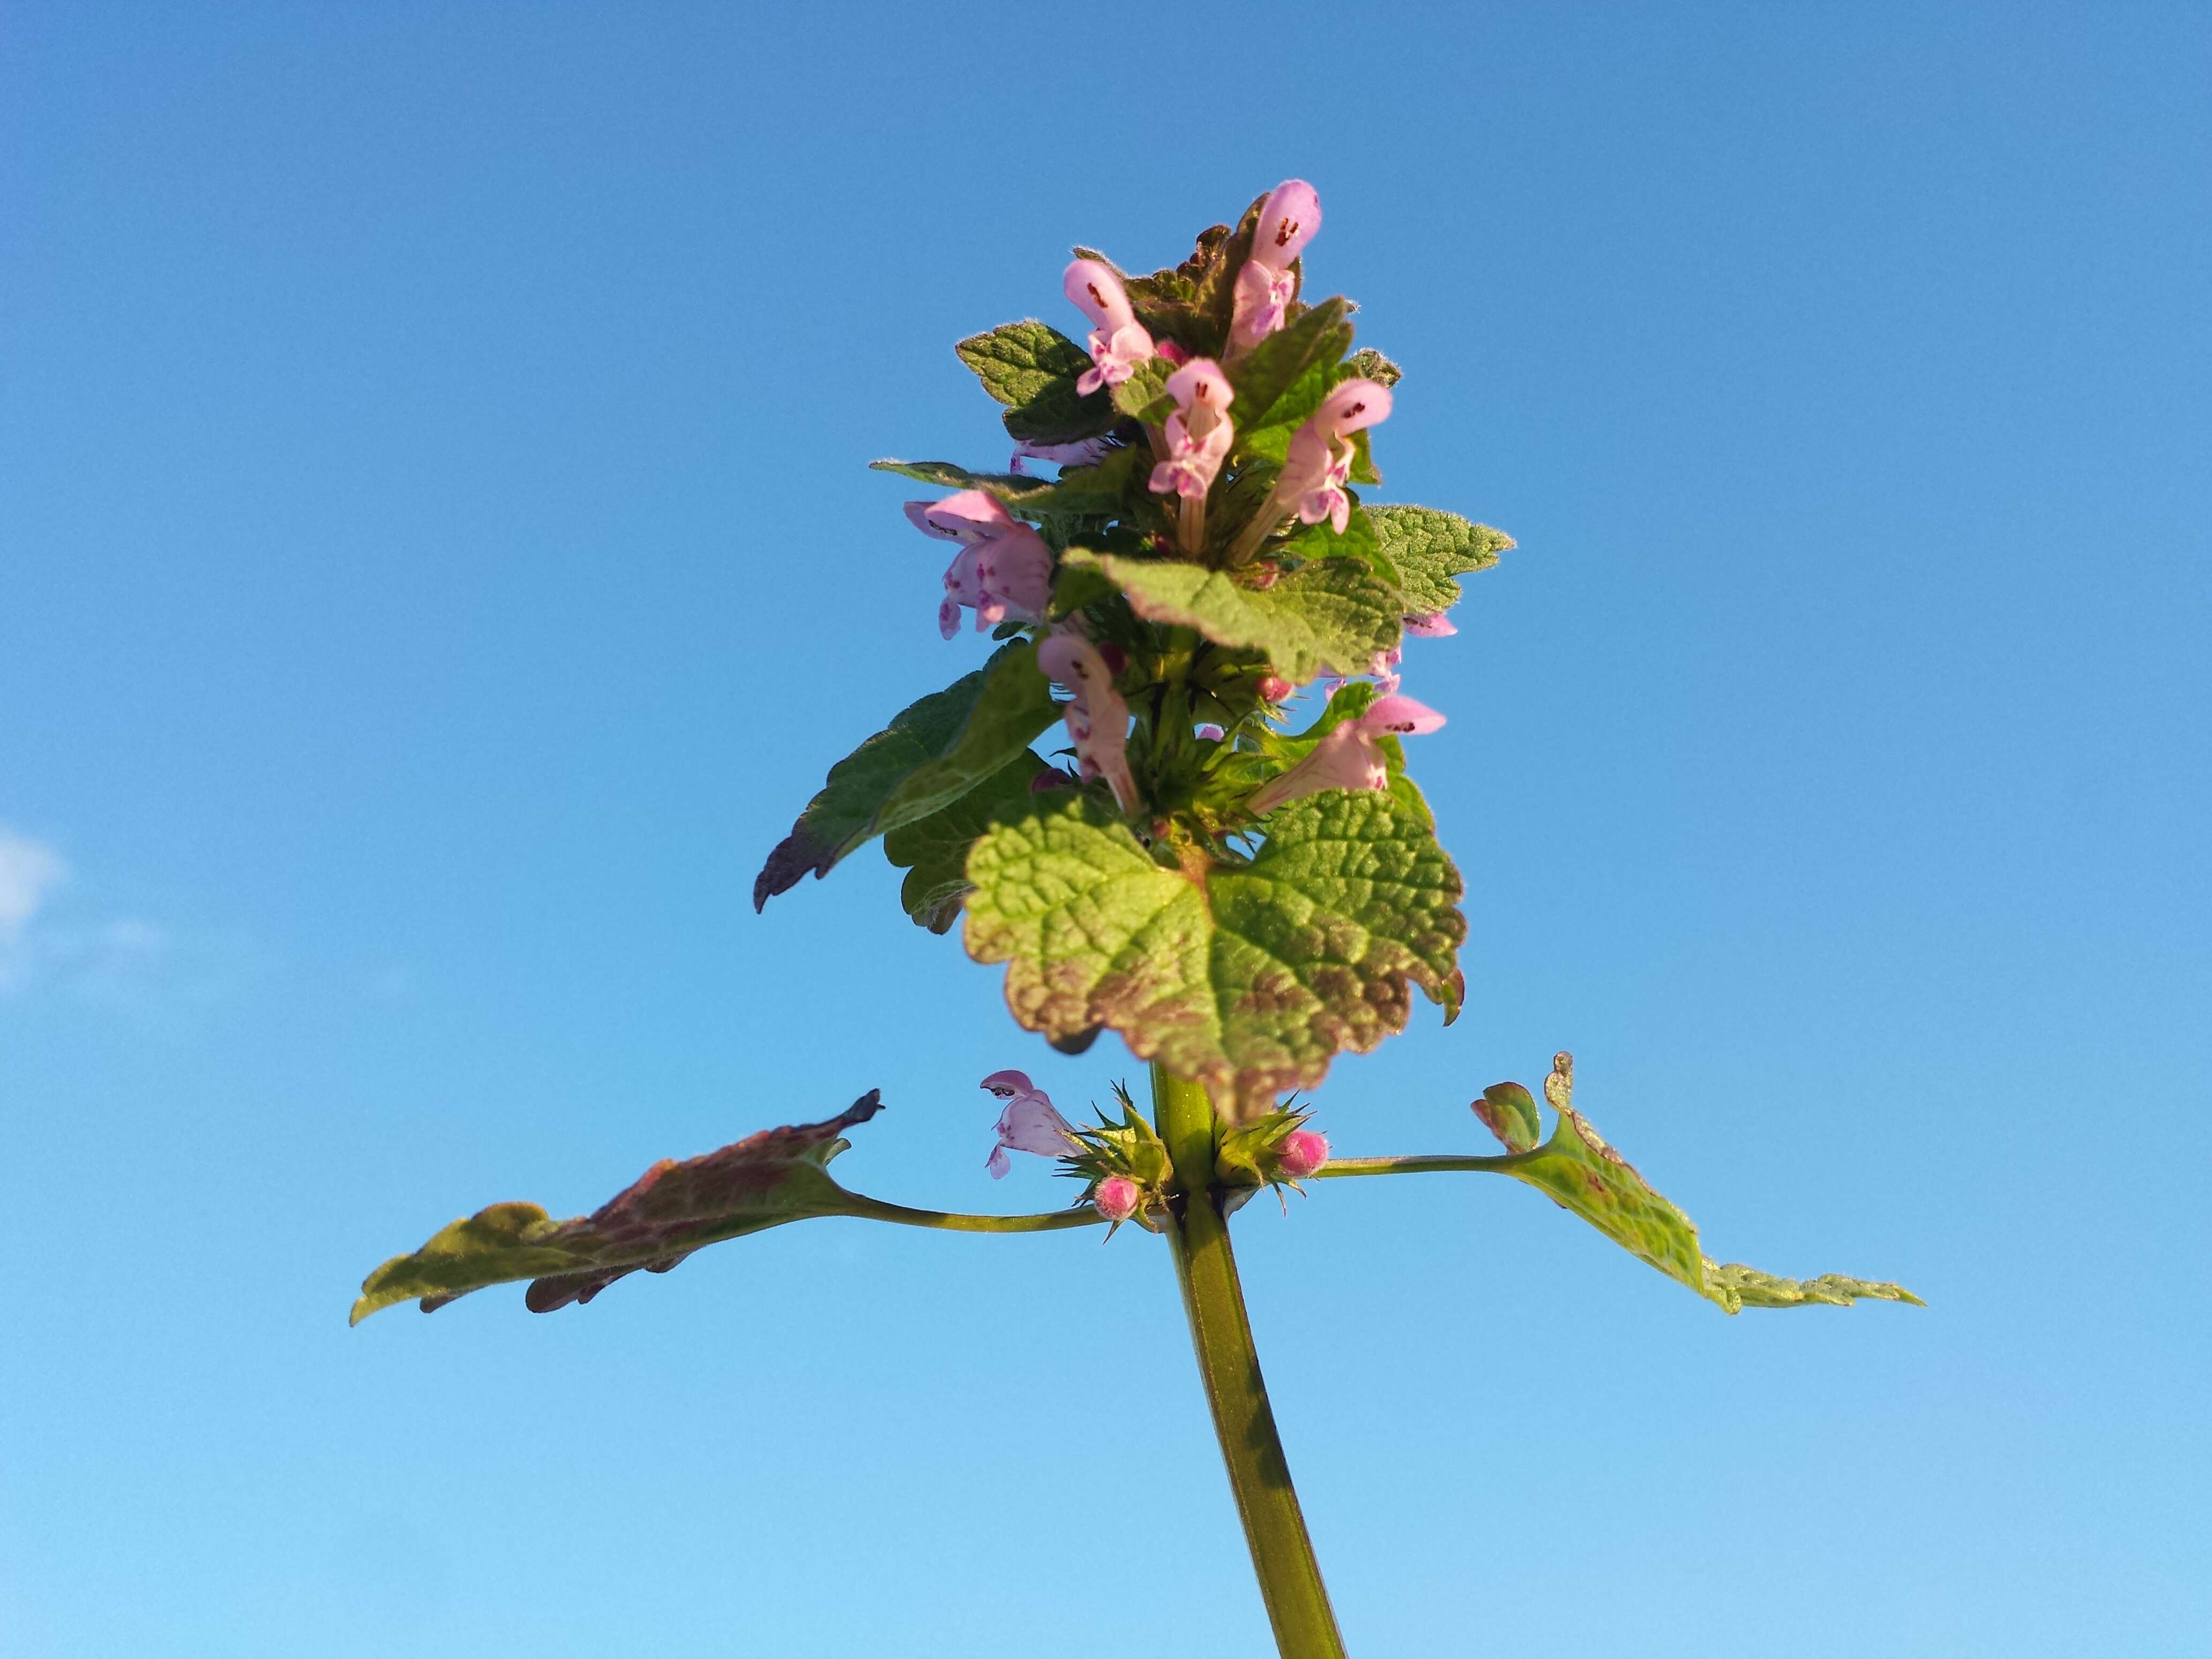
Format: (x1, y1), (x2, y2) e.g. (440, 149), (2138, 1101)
(3, 4), (2207, 1655)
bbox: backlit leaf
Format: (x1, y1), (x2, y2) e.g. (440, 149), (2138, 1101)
(1061, 548), (1400, 683)
(1367, 506), (1513, 615)
(963, 791), (1466, 1111)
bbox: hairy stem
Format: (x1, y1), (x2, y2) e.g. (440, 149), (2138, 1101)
(1153, 1063), (1347, 1659)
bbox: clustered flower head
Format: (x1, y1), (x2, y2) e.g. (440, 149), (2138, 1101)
(753, 174), (1507, 1144)
(889, 176), (1466, 857)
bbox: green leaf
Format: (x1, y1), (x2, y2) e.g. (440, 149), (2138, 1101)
(955, 319), (1093, 408)
(1234, 363), (1331, 466)
(1367, 506), (1514, 615)
(954, 320), (1120, 445)
(963, 790), (1466, 1111)
(754, 644), (1059, 909)
(871, 450), (1142, 522)
(1112, 356), (1178, 423)
(1344, 347), (1402, 388)
(869, 458), (1060, 505)
(352, 1093), (889, 1322)
(1497, 1078), (1708, 1294)
(1702, 1261), (1926, 1312)
(883, 750), (1051, 933)
(1474, 1081), (1543, 1153)
(1062, 548), (1401, 683)
(1230, 297), (1355, 430)
(1276, 506), (1390, 584)
(1477, 1054), (1923, 1314)
(1030, 444), (1144, 517)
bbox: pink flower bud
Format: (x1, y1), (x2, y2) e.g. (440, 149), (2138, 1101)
(1257, 674), (1293, 704)
(1277, 1130), (1329, 1179)
(1094, 1175), (1141, 1222)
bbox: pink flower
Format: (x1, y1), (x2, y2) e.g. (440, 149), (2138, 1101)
(1403, 612), (1458, 638)
(1148, 358), (1236, 500)
(1277, 1130), (1329, 1179)
(1229, 180), (1322, 355)
(1064, 259), (1155, 397)
(1246, 693), (1444, 815)
(1012, 436), (1119, 470)
(1093, 1175), (1141, 1223)
(981, 1068), (1079, 1179)
(1038, 631), (1141, 815)
(905, 490), (1054, 639)
(1194, 722), (1225, 742)
(1278, 379), (1392, 535)
(1257, 674), (1294, 704)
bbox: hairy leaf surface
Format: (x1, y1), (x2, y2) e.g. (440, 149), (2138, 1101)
(353, 1094), (888, 1322)
(963, 791), (1466, 1109)
(1343, 347), (1402, 388)
(1367, 506), (1514, 615)
(754, 644), (1057, 909)
(953, 319), (1119, 444)
(1061, 548), (1400, 683)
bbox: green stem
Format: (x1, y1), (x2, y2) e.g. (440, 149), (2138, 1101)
(1152, 1063), (1347, 1659)
(1310, 1152), (1526, 1178)
(842, 1197), (1107, 1234)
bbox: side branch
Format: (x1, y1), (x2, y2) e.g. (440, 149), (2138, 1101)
(842, 1197), (1107, 1234)
(1310, 1152), (1527, 1178)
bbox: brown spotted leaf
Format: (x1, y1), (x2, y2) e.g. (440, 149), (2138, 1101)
(351, 1093), (886, 1324)
(962, 790), (1465, 1112)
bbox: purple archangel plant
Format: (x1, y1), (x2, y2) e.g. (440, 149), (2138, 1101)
(354, 181), (1919, 1658)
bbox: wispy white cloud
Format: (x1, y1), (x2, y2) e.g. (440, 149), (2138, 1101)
(0, 827), (70, 992)
(0, 826), (244, 1013)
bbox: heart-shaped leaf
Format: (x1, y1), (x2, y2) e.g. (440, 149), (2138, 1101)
(963, 790), (1466, 1111)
